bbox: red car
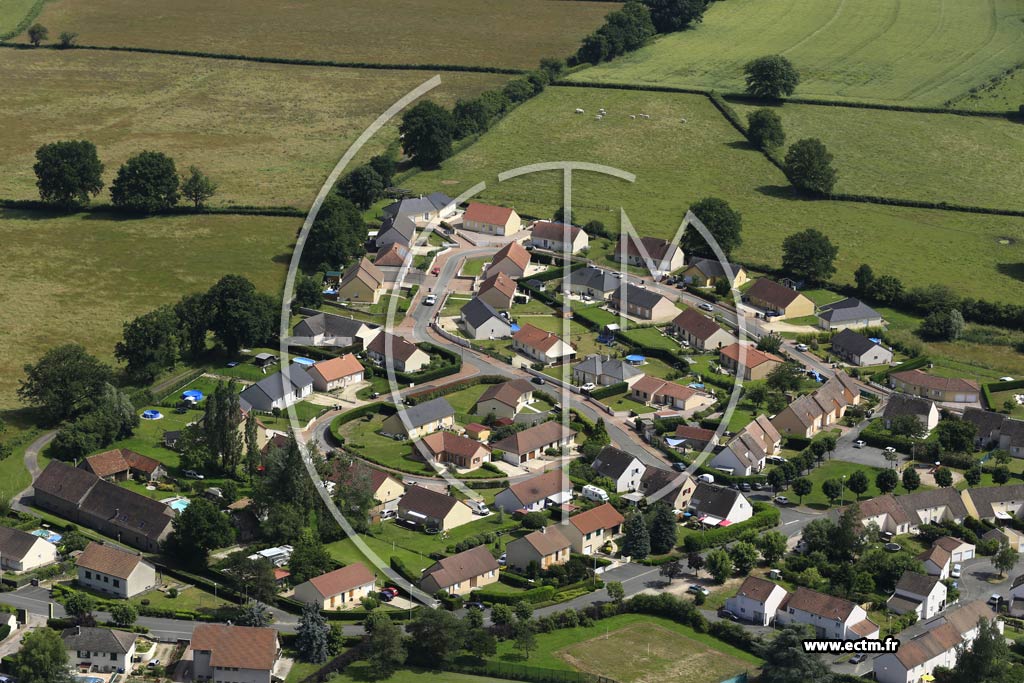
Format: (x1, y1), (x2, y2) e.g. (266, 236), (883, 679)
(379, 587), (399, 601)
(430, 266), (440, 275)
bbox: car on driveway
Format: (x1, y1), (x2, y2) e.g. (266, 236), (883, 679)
(698, 302), (714, 312)
(688, 585), (710, 596)
(774, 495), (789, 505)
(581, 383), (596, 393)
(739, 482), (751, 492)
(465, 601), (485, 610)
(849, 653), (867, 665)
(379, 587), (399, 601)
(884, 446), (897, 454)
(951, 564), (962, 578)
(853, 440), (866, 448)
(989, 593), (1002, 606)
(183, 470), (204, 479)
(424, 294), (437, 305)
(718, 608), (739, 621)
(431, 266), (440, 275)
(672, 462), (687, 472)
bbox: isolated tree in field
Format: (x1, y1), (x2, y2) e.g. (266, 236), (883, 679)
(994, 541), (1019, 578)
(33, 140), (104, 207)
(756, 332), (784, 354)
(17, 628), (72, 683)
(746, 108), (785, 150)
(876, 468), (898, 494)
(622, 512), (651, 559)
(781, 227), (838, 285)
(687, 551), (705, 578)
(684, 196), (743, 258)
(902, 466), (920, 492)
(866, 274), (903, 305)
(400, 100), (455, 167)
(934, 466), (953, 487)
(965, 464), (983, 486)
(846, 470), (869, 500)
(296, 601), (330, 663)
(180, 165), (217, 208)
(745, 384), (769, 410)
(744, 55), (800, 98)
(706, 548), (732, 583)
(514, 619), (538, 659)
(785, 138), (837, 195)
(338, 165), (383, 210)
(758, 531), (788, 564)
(539, 57), (566, 82)
(822, 478), (843, 505)
(163, 497), (235, 569)
(918, 309), (964, 342)
(852, 264), (874, 296)
(791, 477), (813, 504)
(659, 559), (684, 584)
(18, 344), (112, 423)
(110, 150), (179, 212)
(58, 31), (77, 48)
(27, 23), (48, 46)
(405, 609), (466, 663)
(115, 305), (178, 383)
(644, 0), (706, 33)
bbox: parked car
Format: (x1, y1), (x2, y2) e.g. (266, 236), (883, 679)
(751, 482), (763, 490)
(884, 446), (897, 454)
(739, 482), (751, 492)
(853, 440), (866, 449)
(148, 659), (161, 668)
(795, 343), (809, 352)
(465, 601), (485, 610)
(580, 382), (596, 393)
(698, 302), (714, 312)
(467, 500), (491, 516)
(718, 609), (739, 622)
(423, 294), (437, 305)
(498, 553), (507, 566)
(989, 593), (1002, 606)
(849, 653), (867, 665)
(379, 510), (396, 520)
(379, 587), (399, 601)
(774, 495), (789, 505)
(531, 376), (546, 385)
(183, 470), (204, 480)
(431, 266), (440, 275)
(951, 564), (962, 579)
(688, 585), (710, 596)
(672, 462), (687, 472)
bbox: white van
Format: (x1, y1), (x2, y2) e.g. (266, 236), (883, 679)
(466, 500), (490, 516)
(582, 484), (610, 502)
(697, 473), (715, 484)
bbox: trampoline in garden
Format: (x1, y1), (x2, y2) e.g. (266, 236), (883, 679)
(293, 357), (316, 367)
(141, 409), (163, 420)
(625, 354), (645, 365)
(182, 389), (204, 402)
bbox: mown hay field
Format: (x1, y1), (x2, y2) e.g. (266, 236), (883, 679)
(728, 101), (1024, 210)
(568, 0), (1024, 106)
(401, 86), (1024, 303)
(0, 49), (510, 208)
(16, 0), (616, 69)
(0, 210), (296, 408)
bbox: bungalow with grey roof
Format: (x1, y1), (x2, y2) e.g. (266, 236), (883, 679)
(830, 329), (893, 366)
(375, 213), (417, 250)
(292, 312), (380, 348)
(608, 283), (678, 321)
(564, 266), (619, 300)
(382, 192), (456, 225)
(572, 355), (644, 387)
(459, 298), (513, 340)
(239, 364), (314, 413)
(816, 297), (884, 331)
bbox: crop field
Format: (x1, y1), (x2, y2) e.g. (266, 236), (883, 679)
(569, 0), (1024, 106)
(729, 101), (1024, 210)
(0, 49), (509, 208)
(0, 210), (296, 408)
(402, 86), (1024, 304)
(0, 0), (38, 37)
(17, 0), (615, 69)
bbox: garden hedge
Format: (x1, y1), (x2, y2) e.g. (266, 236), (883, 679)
(681, 502), (780, 552)
(587, 381), (628, 400)
(472, 584), (556, 604)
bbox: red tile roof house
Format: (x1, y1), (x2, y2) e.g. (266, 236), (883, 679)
(562, 503), (625, 555)
(462, 202), (521, 237)
(629, 375), (707, 411)
(718, 343), (783, 381)
(485, 241), (531, 280)
(307, 353), (364, 392)
(422, 431), (492, 471)
(81, 448), (165, 482)
(529, 220), (589, 254)
(493, 468), (573, 513)
(776, 586), (879, 640)
(512, 323), (576, 366)
(190, 623), (281, 683)
(292, 562), (376, 610)
(490, 420), (577, 466)
(476, 271), (518, 310)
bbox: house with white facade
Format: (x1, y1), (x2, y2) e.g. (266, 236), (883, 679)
(493, 469), (573, 514)
(776, 587), (879, 640)
(529, 221), (589, 254)
(725, 576), (789, 626)
(888, 571), (947, 619)
(76, 542), (157, 599)
(0, 526), (57, 574)
(591, 446), (647, 493)
(63, 626), (137, 674)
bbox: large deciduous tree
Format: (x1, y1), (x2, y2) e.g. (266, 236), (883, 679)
(18, 344), (112, 423)
(781, 227), (838, 285)
(16, 628), (73, 683)
(684, 197), (743, 259)
(205, 274), (276, 354)
(784, 138), (837, 195)
(163, 497), (235, 569)
(399, 100), (455, 168)
(180, 166), (218, 208)
(300, 193), (366, 272)
(747, 108), (786, 150)
(337, 165), (384, 210)
(743, 55), (800, 98)
(114, 305), (179, 383)
(643, 0), (706, 33)
(33, 140), (104, 207)
(110, 150), (180, 212)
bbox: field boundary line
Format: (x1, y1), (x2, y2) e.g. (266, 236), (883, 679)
(0, 0), (48, 40)
(0, 198), (306, 218)
(0, 42), (528, 75)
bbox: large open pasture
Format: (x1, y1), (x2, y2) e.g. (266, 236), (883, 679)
(950, 68), (1024, 112)
(569, 0), (1024, 106)
(402, 86), (1024, 303)
(0, 49), (509, 208)
(0, 0), (37, 37)
(0, 210), (296, 408)
(17, 0), (614, 69)
(729, 101), (1024, 210)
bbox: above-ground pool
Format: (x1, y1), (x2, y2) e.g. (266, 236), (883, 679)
(161, 496), (191, 513)
(293, 357), (316, 367)
(181, 389), (204, 402)
(141, 409), (163, 420)
(688, 383), (705, 390)
(31, 529), (62, 544)
(625, 354), (645, 365)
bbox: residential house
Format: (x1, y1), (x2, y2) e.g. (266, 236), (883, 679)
(889, 571), (947, 619)
(239, 364), (314, 413)
(33, 461), (175, 552)
(474, 379), (537, 419)
(962, 483), (1024, 524)
(563, 503), (625, 555)
(292, 313), (380, 349)
(592, 446), (647, 493)
(373, 241), (412, 267)
(613, 236), (684, 273)
(830, 329), (893, 367)
(776, 587), (880, 640)
(997, 418), (1024, 458)
(671, 425), (718, 452)
(933, 536), (976, 563)
(683, 258), (748, 289)
(670, 309), (734, 351)
(771, 372), (860, 438)
(984, 526), (1024, 552)
(512, 323), (576, 365)
(63, 626), (137, 674)
(420, 545), (499, 596)
(490, 420), (576, 466)
(336, 258), (385, 305)
(307, 354), (364, 392)
(0, 526), (57, 573)
(961, 408), (1008, 449)
(485, 241), (531, 280)
(366, 332), (430, 373)
(76, 542), (157, 598)
(718, 343), (783, 381)
(745, 279), (814, 320)
(327, 460), (404, 515)
(882, 393), (940, 434)
(191, 623), (280, 683)
(629, 375), (705, 411)
(725, 576), (788, 626)
(462, 202), (521, 236)
(374, 213), (417, 250)
(476, 272), (517, 310)
(688, 482), (753, 525)
(608, 283), (678, 322)
(572, 355), (643, 388)
(422, 431), (491, 471)
(382, 192), (456, 225)
(81, 449), (165, 482)
(890, 369), (980, 404)
(459, 298), (513, 340)
(380, 397), (456, 440)
(493, 469), (573, 513)
(916, 544), (952, 579)
(293, 563), (376, 610)
(638, 467), (696, 510)
(564, 266), (619, 300)
(529, 221), (589, 254)
(855, 488), (968, 536)
(710, 415), (782, 476)
(505, 527), (572, 573)
(816, 297), (884, 331)
(397, 485), (474, 532)
(1010, 574), (1024, 615)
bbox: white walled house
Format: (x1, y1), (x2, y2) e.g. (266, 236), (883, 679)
(726, 576), (789, 626)
(776, 587), (879, 640)
(63, 626), (137, 674)
(76, 542), (157, 599)
(493, 469), (573, 514)
(191, 624), (280, 683)
(591, 446), (647, 493)
(888, 571), (947, 620)
(0, 526), (57, 573)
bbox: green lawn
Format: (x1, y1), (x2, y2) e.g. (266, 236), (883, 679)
(132, 584), (235, 616)
(624, 327), (682, 352)
(438, 384), (492, 423)
(0, 0), (38, 36)
(950, 67), (1024, 112)
(730, 101), (1024, 211)
(987, 390), (1024, 418)
(569, 0), (1024, 106)
(370, 514), (520, 558)
(335, 667), (503, 683)
(325, 534), (434, 575)
(790, 460), (924, 509)
(599, 391), (655, 415)
(461, 257), (489, 277)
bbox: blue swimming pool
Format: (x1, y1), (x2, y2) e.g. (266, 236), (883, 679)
(161, 497), (191, 513)
(30, 529), (62, 544)
(75, 676), (103, 683)
(293, 357), (315, 366)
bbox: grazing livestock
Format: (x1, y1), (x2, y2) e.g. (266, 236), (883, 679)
(575, 108), (584, 114)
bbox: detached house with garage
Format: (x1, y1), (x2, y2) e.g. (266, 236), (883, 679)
(375, 214), (417, 250)
(776, 587), (879, 640)
(890, 369), (980, 404)
(745, 278), (814, 320)
(460, 298), (513, 340)
(529, 220), (589, 254)
(564, 503), (625, 555)
(190, 623), (281, 683)
(917, 544), (953, 579)
(512, 323), (576, 365)
(816, 297), (884, 331)
(374, 241), (412, 268)
(0, 526), (57, 574)
(239, 364), (314, 413)
(398, 485), (474, 532)
(614, 236), (684, 273)
(383, 192), (456, 225)
(718, 343), (783, 381)
(491, 420), (576, 466)
(293, 563), (376, 610)
(630, 375), (706, 411)
(380, 397), (456, 440)
(422, 431), (491, 471)
(307, 354), (364, 392)
(327, 460), (404, 518)
(485, 241), (531, 280)
(505, 526), (572, 573)
(889, 571), (947, 619)
(830, 329), (893, 367)
(476, 271), (518, 310)
(683, 258), (749, 289)
(638, 467), (696, 510)
(292, 313), (380, 349)
(592, 446), (647, 493)
(474, 379), (536, 419)
(670, 308), (735, 351)
(462, 202), (521, 236)
(688, 483), (753, 525)
(493, 468), (573, 514)
(572, 355), (643, 388)
(420, 545), (499, 596)
(609, 283), (678, 322)
(76, 542), (157, 598)
(366, 332), (430, 373)
(63, 626), (137, 674)
(726, 576), (789, 626)
(564, 266), (619, 300)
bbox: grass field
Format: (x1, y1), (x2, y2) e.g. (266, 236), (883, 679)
(0, 49), (509, 208)
(325, 534), (434, 576)
(0, 210), (296, 408)
(18, 0), (614, 69)
(730, 101), (1024, 210)
(950, 67), (1024, 112)
(569, 0), (1024, 106)
(0, 0), (37, 37)
(790, 460), (925, 509)
(402, 86), (1024, 304)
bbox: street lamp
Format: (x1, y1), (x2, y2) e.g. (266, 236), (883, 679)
(840, 475), (846, 506)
